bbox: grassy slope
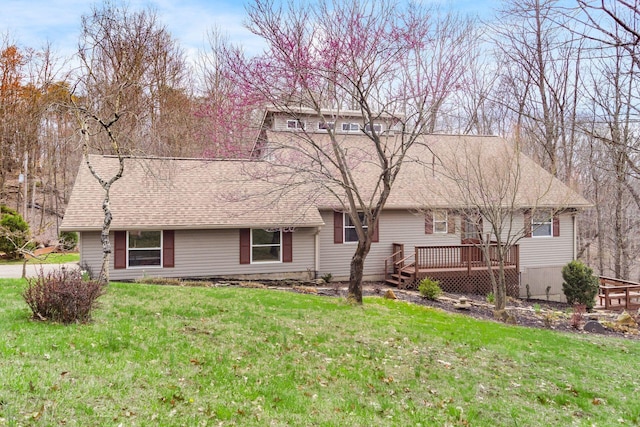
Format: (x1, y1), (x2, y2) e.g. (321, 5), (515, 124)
(1, 279), (639, 426)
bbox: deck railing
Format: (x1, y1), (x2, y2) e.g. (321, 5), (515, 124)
(414, 244), (519, 274)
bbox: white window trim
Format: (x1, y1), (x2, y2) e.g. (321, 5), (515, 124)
(318, 121), (335, 131)
(127, 230), (163, 269)
(532, 212), (553, 238)
(251, 229), (283, 264)
(286, 119), (304, 130)
(433, 210), (448, 234)
(342, 122), (359, 132)
(344, 212), (368, 244)
(365, 123), (383, 133)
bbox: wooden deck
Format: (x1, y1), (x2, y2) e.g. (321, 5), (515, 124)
(384, 243), (519, 290)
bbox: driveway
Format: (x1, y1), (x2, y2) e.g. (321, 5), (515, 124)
(0, 262), (79, 279)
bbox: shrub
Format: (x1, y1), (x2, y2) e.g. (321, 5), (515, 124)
(570, 304), (586, 329)
(0, 205), (30, 259)
(486, 292), (495, 304)
(562, 260), (599, 310)
(58, 231), (78, 251)
(22, 267), (106, 324)
(321, 273), (333, 283)
(418, 277), (442, 300)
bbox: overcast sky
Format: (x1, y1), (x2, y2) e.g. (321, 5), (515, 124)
(0, 0), (500, 66)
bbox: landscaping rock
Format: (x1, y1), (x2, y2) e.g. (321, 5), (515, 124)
(583, 320), (606, 334)
(454, 297), (472, 310)
(616, 311), (638, 327)
(494, 309), (517, 324)
(384, 289), (397, 300)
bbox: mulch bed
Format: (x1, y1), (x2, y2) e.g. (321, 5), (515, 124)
(326, 282), (640, 340)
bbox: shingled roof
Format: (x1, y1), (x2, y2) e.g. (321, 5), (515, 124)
(60, 156), (324, 232)
(61, 134), (590, 232)
(263, 131), (591, 210)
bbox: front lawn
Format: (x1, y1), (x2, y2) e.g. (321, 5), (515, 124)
(1, 279), (639, 426)
(0, 252), (79, 265)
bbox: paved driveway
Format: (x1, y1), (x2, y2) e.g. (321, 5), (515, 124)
(0, 262), (79, 279)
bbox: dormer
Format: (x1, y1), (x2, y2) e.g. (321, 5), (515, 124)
(263, 106), (401, 135)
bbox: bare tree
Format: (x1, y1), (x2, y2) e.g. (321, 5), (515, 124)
(492, 0), (583, 183)
(224, 0), (477, 303)
(428, 138), (568, 311)
(194, 29), (261, 158)
(71, 2), (184, 283)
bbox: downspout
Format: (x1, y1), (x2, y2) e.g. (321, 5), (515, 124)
(314, 226), (322, 279)
(573, 213), (577, 261)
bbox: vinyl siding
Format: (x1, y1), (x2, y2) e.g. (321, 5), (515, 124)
(270, 114), (392, 134)
(80, 228), (317, 281)
(518, 213), (574, 268)
(318, 209), (460, 280)
(318, 210), (576, 284)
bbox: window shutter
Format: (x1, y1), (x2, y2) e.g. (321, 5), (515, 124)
(425, 211), (433, 234)
(163, 230), (175, 268)
(283, 231), (293, 262)
(553, 214), (560, 237)
(447, 212), (456, 234)
(240, 229), (251, 264)
(334, 212), (343, 244)
(114, 231), (126, 269)
(372, 217), (379, 243)
(524, 210), (532, 238)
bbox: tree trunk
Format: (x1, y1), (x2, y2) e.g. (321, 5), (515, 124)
(348, 239), (371, 304)
(98, 191), (113, 285)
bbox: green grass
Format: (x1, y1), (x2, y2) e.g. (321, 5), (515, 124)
(0, 252), (79, 265)
(2, 279), (640, 426)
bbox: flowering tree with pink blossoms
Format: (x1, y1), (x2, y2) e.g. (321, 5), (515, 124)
(228, 0), (477, 303)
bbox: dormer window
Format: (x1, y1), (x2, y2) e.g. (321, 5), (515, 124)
(287, 119), (304, 130)
(342, 123), (359, 132)
(318, 121), (335, 131)
(365, 123), (383, 133)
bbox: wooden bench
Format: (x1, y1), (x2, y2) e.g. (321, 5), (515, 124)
(599, 276), (640, 310)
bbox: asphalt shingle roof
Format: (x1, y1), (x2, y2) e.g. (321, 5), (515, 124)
(61, 133), (590, 231)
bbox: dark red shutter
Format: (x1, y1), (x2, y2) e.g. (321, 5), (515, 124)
(553, 214), (560, 237)
(163, 230), (175, 268)
(334, 211), (343, 244)
(425, 211), (433, 234)
(240, 229), (251, 264)
(114, 231), (126, 269)
(283, 231), (293, 262)
(372, 217), (379, 243)
(524, 210), (532, 238)
(447, 212), (456, 234)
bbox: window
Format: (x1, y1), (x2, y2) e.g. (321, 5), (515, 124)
(365, 123), (383, 133)
(532, 211), (553, 237)
(462, 215), (482, 242)
(342, 122), (359, 132)
(433, 210), (448, 233)
(318, 121), (335, 131)
(344, 212), (367, 243)
(287, 119), (304, 130)
(252, 229), (282, 262)
(128, 230), (162, 267)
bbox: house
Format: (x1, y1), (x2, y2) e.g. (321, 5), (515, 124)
(60, 109), (590, 300)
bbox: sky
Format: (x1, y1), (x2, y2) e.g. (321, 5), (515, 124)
(0, 0), (499, 67)
(0, 0), (263, 64)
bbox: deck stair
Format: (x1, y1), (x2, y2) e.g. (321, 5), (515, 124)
(386, 263), (417, 288)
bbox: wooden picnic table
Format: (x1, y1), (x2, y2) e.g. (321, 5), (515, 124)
(599, 276), (640, 310)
